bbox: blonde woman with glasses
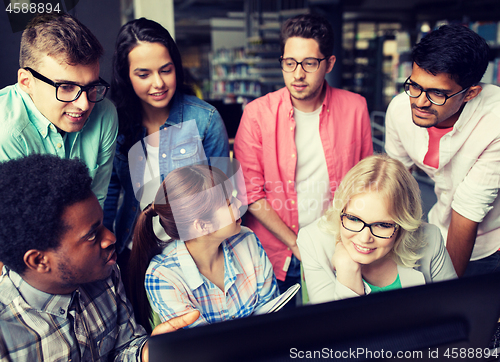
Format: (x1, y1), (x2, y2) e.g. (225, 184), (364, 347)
(297, 154), (457, 304)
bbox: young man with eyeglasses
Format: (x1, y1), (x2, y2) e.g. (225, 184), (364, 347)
(234, 13), (373, 304)
(385, 24), (500, 277)
(0, 13), (118, 207)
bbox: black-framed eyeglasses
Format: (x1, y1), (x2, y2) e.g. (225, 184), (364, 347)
(279, 57), (327, 73)
(340, 213), (399, 239)
(403, 77), (469, 106)
(24, 67), (110, 103)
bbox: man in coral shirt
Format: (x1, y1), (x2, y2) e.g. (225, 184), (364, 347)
(234, 13), (373, 303)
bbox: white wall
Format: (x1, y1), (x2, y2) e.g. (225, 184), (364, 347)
(133, 0), (175, 39)
(210, 18), (246, 52)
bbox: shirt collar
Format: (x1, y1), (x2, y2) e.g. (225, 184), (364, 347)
(163, 91), (183, 127)
(16, 83), (52, 138)
(175, 240), (205, 290)
(222, 238), (244, 290)
(176, 238), (244, 291)
(284, 81), (329, 118)
(7, 267), (73, 318)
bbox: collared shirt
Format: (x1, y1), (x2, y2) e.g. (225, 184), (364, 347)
(385, 84), (500, 261)
(0, 265), (148, 362)
(103, 92), (229, 253)
(145, 227), (278, 328)
(234, 83), (373, 281)
(0, 84), (118, 207)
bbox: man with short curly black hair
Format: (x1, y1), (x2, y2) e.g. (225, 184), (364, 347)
(0, 155), (198, 361)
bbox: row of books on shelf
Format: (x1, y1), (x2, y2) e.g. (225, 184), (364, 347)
(213, 64), (256, 80)
(211, 80), (262, 97)
(212, 48), (247, 63)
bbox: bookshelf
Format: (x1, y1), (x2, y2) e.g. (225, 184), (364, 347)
(341, 21), (401, 112)
(209, 3), (306, 104)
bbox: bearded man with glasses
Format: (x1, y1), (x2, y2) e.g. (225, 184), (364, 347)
(385, 24), (500, 277)
(0, 13), (117, 208)
(234, 13), (373, 307)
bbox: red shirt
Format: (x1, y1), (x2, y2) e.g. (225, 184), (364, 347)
(423, 126), (453, 169)
(234, 83), (373, 280)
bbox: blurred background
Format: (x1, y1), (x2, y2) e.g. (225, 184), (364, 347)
(1, 0), (499, 217)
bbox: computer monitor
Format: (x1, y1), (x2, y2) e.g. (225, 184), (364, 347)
(149, 272), (500, 362)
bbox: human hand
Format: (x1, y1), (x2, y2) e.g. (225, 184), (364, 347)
(331, 240), (360, 274)
(141, 310), (200, 362)
(332, 240), (364, 295)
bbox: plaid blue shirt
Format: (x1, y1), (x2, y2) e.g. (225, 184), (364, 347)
(0, 265), (147, 362)
(146, 227), (279, 328)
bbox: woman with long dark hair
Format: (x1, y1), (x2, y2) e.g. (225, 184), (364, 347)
(103, 18), (229, 263)
(129, 164), (278, 332)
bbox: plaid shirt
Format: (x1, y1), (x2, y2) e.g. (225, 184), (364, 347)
(0, 265), (147, 362)
(146, 227), (279, 328)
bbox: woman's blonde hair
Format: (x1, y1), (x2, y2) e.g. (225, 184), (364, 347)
(320, 154), (425, 267)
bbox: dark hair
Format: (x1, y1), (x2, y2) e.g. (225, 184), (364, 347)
(20, 13), (103, 68)
(412, 24), (490, 88)
(128, 164), (230, 332)
(280, 13), (334, 58)
(111, 18), (188, 152)
(0, 155), (93, 274)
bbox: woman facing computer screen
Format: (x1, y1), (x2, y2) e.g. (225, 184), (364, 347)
(298, 154), (457, 304)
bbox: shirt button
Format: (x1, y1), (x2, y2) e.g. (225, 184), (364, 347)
(138, 156), (143, 161)
(291, 200), (295, 204)
(291, 154), (295, 158)
(56, 143), (62, 148)
(162, 153), (167, 158)
(180, 149), (186, 154)
(292, 225), (296, 228)
(41, 132), (46, 137)
(132, 206), (136, 212)
(288, 180), (292, 184)
(136, 182), (141, 188)
(290, 127), (293, 131)
(59, 307), (65, 315)
(231, 316), (235, 319)
(50, 124), (55, 130)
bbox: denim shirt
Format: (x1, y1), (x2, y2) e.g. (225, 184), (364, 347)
(103, 92), (230, 253)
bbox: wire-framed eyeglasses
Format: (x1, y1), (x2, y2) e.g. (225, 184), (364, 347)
(340, 213), (399, 239)
(279, 57), (327, 73)
(24, 67), (110, 103)
(403, 76), (469, 106)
